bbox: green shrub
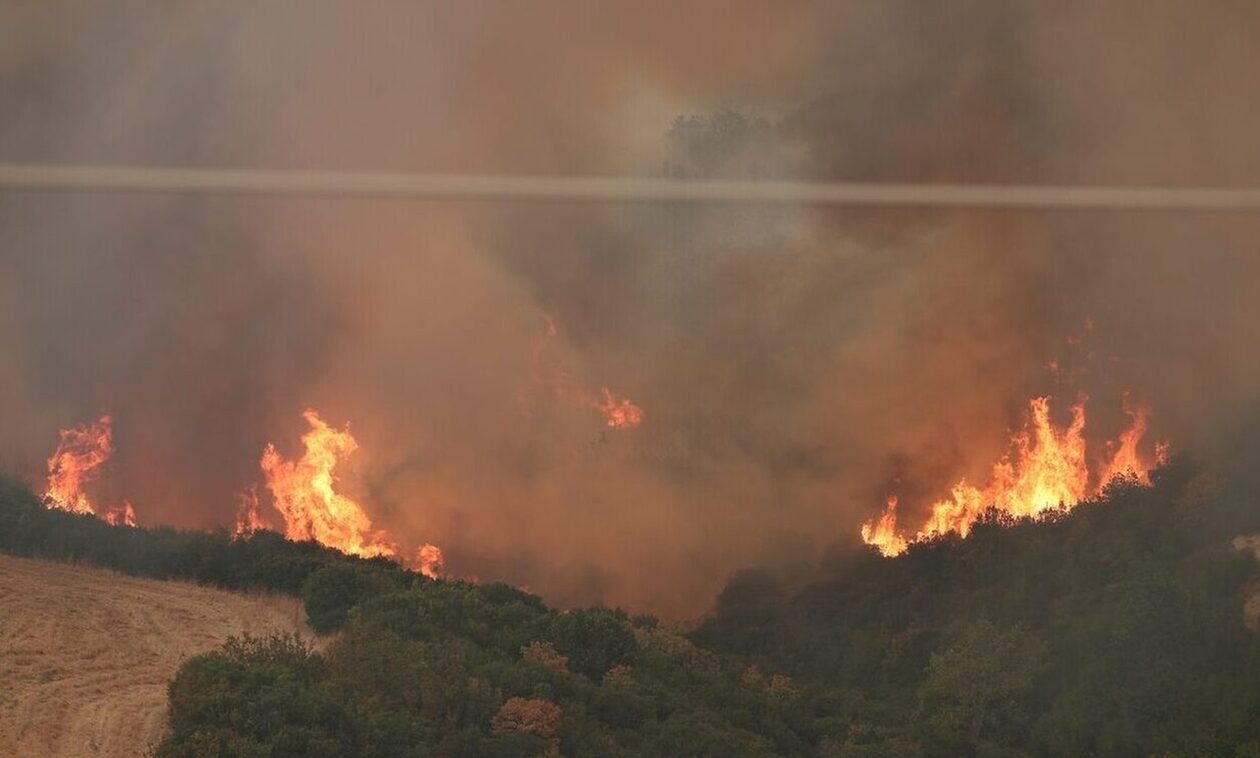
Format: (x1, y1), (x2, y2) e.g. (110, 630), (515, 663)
(547, 608), (638, 680)
(303, 562), (407, 633)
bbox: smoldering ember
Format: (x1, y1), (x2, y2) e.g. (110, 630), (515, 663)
(2, 3), (1260, 757)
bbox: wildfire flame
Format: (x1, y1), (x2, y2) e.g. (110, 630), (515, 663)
(44, 414), (113, 515)
(531, 314), (644, 431)
(232, 485), (272, 539)
(260, 410), (396, 559)
(414, 543), (445, 579)
(102, 502), (137, 528)
(862, 396), (1166, 557)
(594, 388), (644, 430)
(1097, 401), (1166, 486)
(860, 497), (909, 558)
(41, 408), (446, 573)
(43, 415), (142, 526)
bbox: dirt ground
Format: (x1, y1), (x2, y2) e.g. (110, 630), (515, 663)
(0, 553), (309, 757)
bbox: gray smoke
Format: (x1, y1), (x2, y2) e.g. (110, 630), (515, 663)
(1, 1), (1258, 617)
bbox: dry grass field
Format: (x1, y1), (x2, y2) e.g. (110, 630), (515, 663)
(0, 554), (310, 757)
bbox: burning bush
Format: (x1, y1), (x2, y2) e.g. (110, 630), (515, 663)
(862, 396), (1168, 556)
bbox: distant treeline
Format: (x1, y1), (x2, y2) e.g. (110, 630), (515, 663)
(0, 476), (407, 597)
(4, 456), (1260, 756)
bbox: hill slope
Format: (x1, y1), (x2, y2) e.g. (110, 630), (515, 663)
(695, 464), (1260, 755)
(5, 458), (1260, 755)
(0, 554), (308, 758)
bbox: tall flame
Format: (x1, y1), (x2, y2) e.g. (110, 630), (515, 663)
(44, 415), (114, 515)
(1098, 401), (1154, 486)
(861, 497), (909, 558)
(862, 396), (1165, 557)
(232, 485), (272, 539)
(260, 410), (396, 558)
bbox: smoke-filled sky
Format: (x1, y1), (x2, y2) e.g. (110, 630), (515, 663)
(2, 1), (1259, 616)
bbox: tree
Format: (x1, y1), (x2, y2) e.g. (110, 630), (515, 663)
(491, 697), (562, 740)
(302, 562), (403, 633)
(919, 619), (1046, 744)
(547, 608), (637, 680)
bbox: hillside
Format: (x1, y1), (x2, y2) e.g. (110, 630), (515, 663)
(0, 554), (307, 758)
(4, 456), (1260, 755)
(0, 478), (808, 756)
(695, 461), (1260, 755)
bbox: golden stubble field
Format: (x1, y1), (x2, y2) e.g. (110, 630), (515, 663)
(0, 553), (311, 757)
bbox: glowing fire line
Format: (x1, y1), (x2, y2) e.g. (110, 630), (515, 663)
(862, 396), (1167, 557)
(40, 409), (446, 576)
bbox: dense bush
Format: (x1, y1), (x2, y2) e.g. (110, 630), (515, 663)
(302, 562), (412, 633)
(153, 582), (801, 755)
(159, 634), (349, 758)
(0, 478), (804, 754)
(546, 608), (639, 679)
(696, 461), (1260, 755)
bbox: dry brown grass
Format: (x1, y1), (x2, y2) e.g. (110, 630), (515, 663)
(0, 553), (309, 757)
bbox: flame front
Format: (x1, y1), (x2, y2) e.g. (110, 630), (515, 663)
(862, 396), (1165, 557)
(260, 410), (396, 558)
(44, 415), (114, 515)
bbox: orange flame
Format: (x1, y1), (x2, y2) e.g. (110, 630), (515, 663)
(260, 410), (396, 558)
(531, 314), (644, 431)
(232, 485), (272, 539)
(1098, 401), (1153, 486)
(413, 543), (445, 579)
(860, 497), (908, 558)
(44, 415), (114, 515)
(1154, 440), (1171, 467)
(594, 387), (644, 430)
(102, 502), (137, 528)
(863, 396), (1165, 557)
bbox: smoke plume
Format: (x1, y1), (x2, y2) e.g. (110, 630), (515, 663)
(2, 1), (1258, 616)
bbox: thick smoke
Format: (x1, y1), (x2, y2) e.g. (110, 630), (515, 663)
(1, 2), (1258, 617)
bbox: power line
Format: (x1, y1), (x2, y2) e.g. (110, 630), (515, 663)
(2, 164), (1259, 211)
